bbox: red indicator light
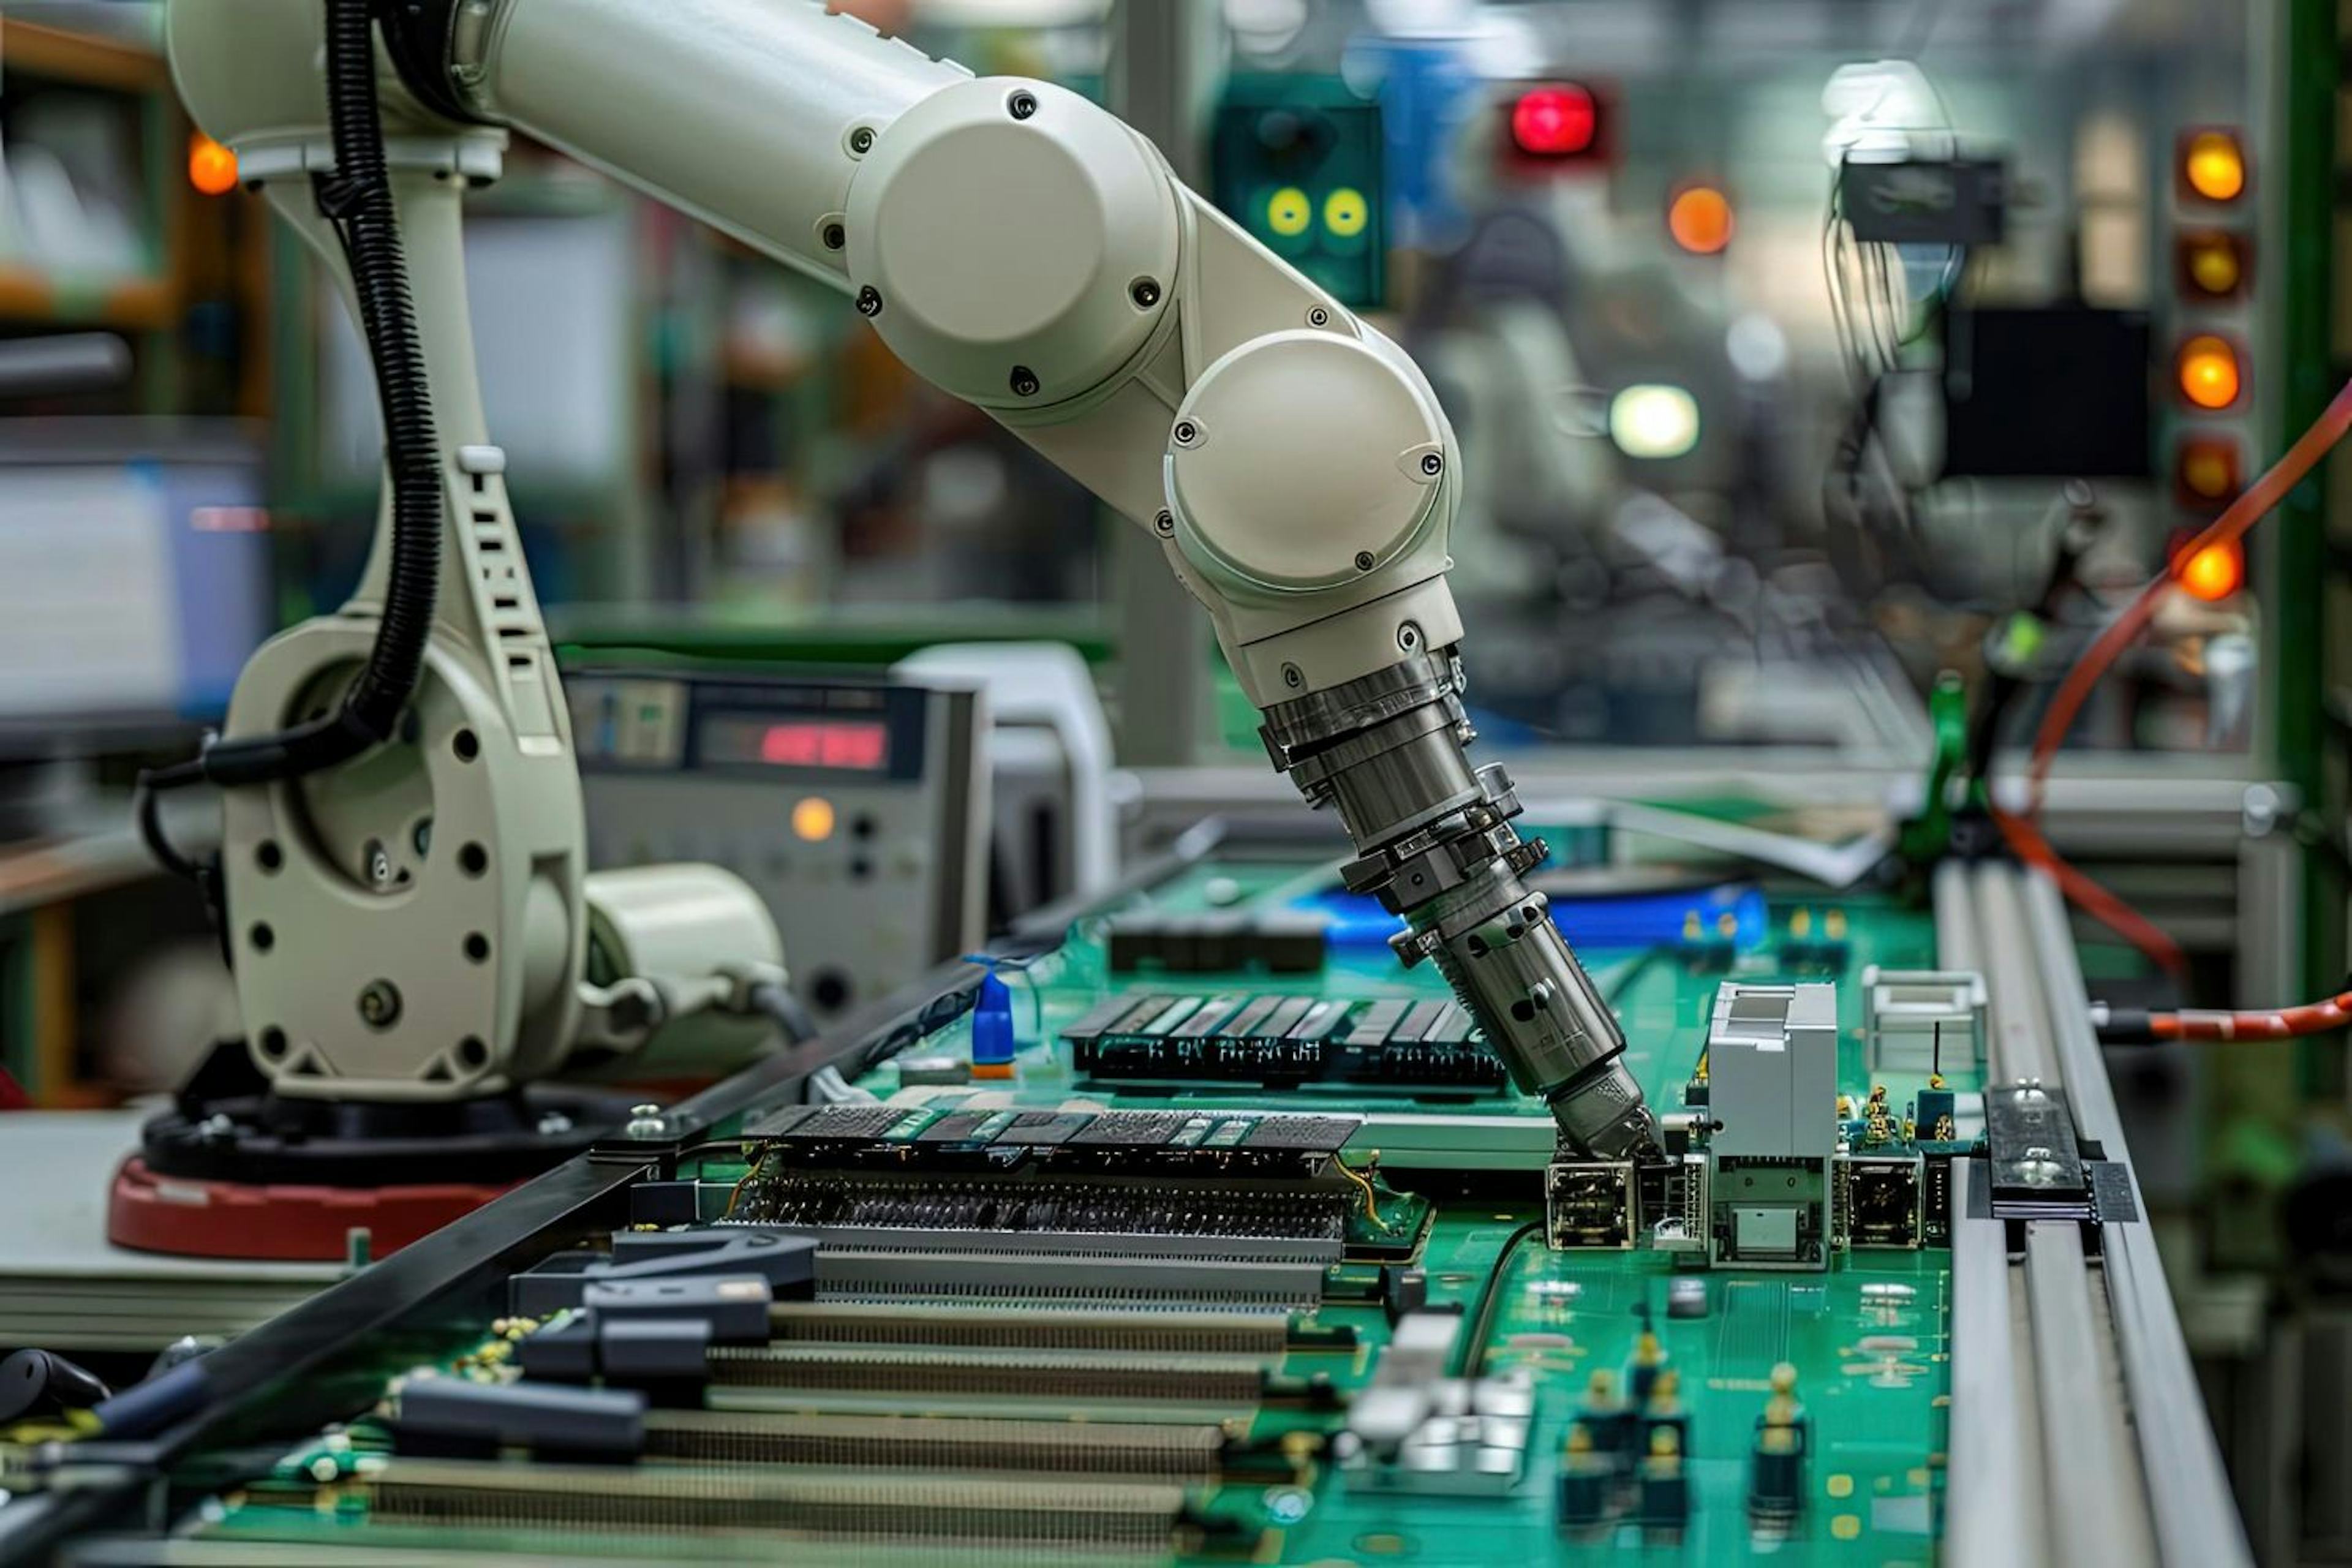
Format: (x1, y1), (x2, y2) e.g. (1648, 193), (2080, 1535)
(1512, 85), (1597, 157)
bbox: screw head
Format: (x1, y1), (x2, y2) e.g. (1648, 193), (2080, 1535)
(1172, 420), (1199, 447)
(1420, 451), (1443, 477)
(1153, 509), (1175, 537)
(856, 285), (883, 317)
(1354, 550), (1378, 571)
(1131, 277), (1161, 308)
(821, 222), (845, 251)
(1009, 364), (1040, 397)
(1307, 305), (1330, 326)
(357, 979), (402, 1029)
(848, 125), (875, 154)
(1283, 663), (1304, 688)
(1397, 621), (1422, 652)
(1009, 90), (1038, 120)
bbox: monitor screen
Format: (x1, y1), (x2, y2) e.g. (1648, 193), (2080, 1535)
(0, 428), (271, 742)
(1940, 306), (2154, 479)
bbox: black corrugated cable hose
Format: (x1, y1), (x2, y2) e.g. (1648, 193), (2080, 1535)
(139, 0), (442, 881)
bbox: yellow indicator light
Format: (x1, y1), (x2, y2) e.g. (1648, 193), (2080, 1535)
(1665, 184), (1734, 255)
(1324, 187), (1369, 238)
(790, 796), (836, 842)
(189, 132), (239, 197)
(2177, 540), (2244, 603)
(2182, 130), (2246, 203)
(1266, 186), (1311, 238)
(2176, 334), (2241, 410)
(2185, 237), (2241, 295)
(2178, 439), (2239, 502)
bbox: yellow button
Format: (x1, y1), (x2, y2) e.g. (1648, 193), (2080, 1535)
(1324, 187), (1369, 238)
(1267, 186), (1312, 238)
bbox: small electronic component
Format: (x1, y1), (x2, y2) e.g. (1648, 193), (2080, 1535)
(1577, 1369), (1634, 1468)
(1063, 990), (1507, 1092)
(0, 1349), (110, 1423)
(1705, 984), (1837, 1271)
(1626, 1311), (1667, 1404)
(1778, 907), (1851, 970)
(1917, 1077), (1959, 1142)
(582, 1277), (775, 1342)
(508, 1231), (815, 1317)
(971, 968), (1016, 1080)
(1838, 1154), (1924, 1250)
(1666, 1278), (1708, 1319)
(1638, 1422), (1691, 1532)
(1557, 1422), (1615, 1529)
(1747, 1363), (1809, 1531)
(1921, 1151), (1958, 1245)
(1861, 967), (1988, 1074)
(1104, 911), (1327, 973)
(393, 1378), (647, 1460)
(1340, 1311), (1535, 1496)
(1707, 984), (1838, 1155)
(1544, 1159), (1636, 1249)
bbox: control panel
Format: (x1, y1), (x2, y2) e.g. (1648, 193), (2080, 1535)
(567, 668), (987, 1020)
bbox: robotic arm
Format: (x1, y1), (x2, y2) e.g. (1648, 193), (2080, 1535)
(164, 0), (1656, 1158)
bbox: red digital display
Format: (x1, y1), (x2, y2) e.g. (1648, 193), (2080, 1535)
(754, 720), (889, 772)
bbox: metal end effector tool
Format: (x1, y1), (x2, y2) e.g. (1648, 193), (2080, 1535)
(162, 0), (1659, 1158)
(1262, 655), (1657, 1158)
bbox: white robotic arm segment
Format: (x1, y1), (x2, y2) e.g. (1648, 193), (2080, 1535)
(466, 2), (1468, 706)
(164, 0), (1656, 1156)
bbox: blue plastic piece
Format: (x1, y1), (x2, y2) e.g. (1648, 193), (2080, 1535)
(92, 1361), (209, 1439)
(971, 970), (1016, 1068)
(1294, 881), (1768, 954)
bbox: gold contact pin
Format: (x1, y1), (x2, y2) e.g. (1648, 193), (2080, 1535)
(1648, 1368), (1681, 1411)
(1790, 908), (1814, 938)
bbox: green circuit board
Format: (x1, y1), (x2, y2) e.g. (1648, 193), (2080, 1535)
(192, 842), (1963, 1565)
(853, 856), (1955, 1562)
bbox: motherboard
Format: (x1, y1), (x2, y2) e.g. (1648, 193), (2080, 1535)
(143, 847), (1992, 1564)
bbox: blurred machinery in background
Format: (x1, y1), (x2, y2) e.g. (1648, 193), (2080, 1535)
(570, 666), (990, 1022)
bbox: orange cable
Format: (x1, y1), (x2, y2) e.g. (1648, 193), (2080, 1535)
(1994, 378), (2352, 974)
